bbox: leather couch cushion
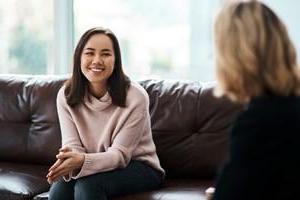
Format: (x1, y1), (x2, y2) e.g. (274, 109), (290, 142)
(0, 162), (49, 200)
(33, 179), (213, 200)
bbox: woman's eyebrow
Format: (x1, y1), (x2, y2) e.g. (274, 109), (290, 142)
(101, 49), (112, 52)
(83, 47), (95, 51)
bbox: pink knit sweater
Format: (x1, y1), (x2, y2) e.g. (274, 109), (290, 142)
(56, 82), (164, 180)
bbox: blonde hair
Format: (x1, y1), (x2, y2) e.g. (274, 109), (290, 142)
(214, 0), (300, 103)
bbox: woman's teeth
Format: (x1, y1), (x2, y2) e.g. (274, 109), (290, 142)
(91, 68), (103, 72)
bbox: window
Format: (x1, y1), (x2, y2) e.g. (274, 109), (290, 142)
(0, 0), (53, 74)
(74, 0), (220, 81)
(1, 0), (299, 80)
(263, 0), (300, 60)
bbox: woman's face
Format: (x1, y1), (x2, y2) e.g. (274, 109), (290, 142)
(80, 33), (115, 88)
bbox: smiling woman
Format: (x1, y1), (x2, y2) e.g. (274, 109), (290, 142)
(47, 27), (165, 200)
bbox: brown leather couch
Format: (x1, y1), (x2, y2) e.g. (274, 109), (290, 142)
(0, 75), (241, 200)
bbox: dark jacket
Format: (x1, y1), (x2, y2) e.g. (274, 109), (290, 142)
(213, 95), (300, 200)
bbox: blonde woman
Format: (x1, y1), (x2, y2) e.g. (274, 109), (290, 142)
(213, 1), (300, 199)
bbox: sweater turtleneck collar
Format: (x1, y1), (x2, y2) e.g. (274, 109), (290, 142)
(84, 91), (112, 111)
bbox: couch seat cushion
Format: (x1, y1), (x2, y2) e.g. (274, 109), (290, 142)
(34, 179), (213, 200)
(0, 162), (50, 200)
(115, 179), (214, 200)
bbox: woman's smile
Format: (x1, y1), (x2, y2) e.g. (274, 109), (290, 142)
(89, 67), (104, 73)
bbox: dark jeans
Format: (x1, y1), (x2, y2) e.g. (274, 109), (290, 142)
(49, 160), (163, 200)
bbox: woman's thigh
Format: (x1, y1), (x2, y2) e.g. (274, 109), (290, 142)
(75, 160), (163, 199)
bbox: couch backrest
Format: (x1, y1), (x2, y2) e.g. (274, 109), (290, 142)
(0, 75), (241, 178)
(0, 75), (66, 165)
(139, 80), (241, 178)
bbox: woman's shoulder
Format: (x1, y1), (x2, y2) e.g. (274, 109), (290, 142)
(126, 82), (149, 107)
(237, 95), (300, 123)
(248, 95), (300, 113)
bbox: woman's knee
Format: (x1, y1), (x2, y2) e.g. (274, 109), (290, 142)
(74, 176), (107, 200)
(49, 179), (75, 200)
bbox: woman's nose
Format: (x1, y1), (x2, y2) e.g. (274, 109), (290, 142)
(92, 55), (103, 65)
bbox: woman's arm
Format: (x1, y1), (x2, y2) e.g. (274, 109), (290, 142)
(47, 108), (148, 182)
(47, 87), (86, 182)
(56, 87), (86, 153)
(73, 108), (149, 179)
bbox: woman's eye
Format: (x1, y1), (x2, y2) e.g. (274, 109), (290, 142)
(84, 52), (93, 55)
(102, 53), (111, 57)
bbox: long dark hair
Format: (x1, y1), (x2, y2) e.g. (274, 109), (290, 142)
(64, 27), (130, 107)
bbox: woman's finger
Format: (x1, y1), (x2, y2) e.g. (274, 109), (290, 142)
(56, 152), (74, 160)
(50, 159), (69, 174)
(48, 159), (63, 172)
(48, 166), (70, 182)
